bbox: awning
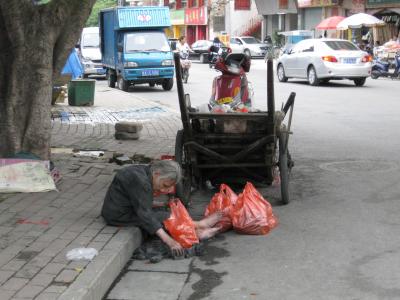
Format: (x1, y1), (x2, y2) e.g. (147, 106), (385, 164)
(368, 8), (400, 15)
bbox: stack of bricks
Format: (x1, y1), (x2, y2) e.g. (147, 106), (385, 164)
(114, 121), (143, 140)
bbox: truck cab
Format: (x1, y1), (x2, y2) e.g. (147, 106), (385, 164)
(77, 27), (106, 78)
(100, 7), (174, 91)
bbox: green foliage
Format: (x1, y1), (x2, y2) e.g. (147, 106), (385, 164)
(86, 0), (117, 27)
(272, 30), (284, 47)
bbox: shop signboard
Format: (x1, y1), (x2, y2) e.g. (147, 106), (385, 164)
(184, 6), (207, 25)
(366, 0), (400, 8)
(298, 0), (339, 7)
(171, 10), (185, 25)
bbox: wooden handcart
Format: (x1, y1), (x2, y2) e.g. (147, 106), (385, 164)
(173, 53), (295, 205)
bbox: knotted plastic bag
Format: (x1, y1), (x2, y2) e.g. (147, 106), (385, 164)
(163, 199), (199, 248)
(204, 184), (238, 232)
(231, 182), (278, 235)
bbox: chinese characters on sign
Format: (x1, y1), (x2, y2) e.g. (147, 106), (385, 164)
(298, 0), (339, 7)
(184, 7), (207, 25)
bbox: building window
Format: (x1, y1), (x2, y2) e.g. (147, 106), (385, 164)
(234, 0), (250, 10)
(188, 0), (198, 7)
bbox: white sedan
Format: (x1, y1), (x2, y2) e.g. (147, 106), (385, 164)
(276, 38), (372, 86)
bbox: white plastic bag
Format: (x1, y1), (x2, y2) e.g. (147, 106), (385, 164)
(66, 248), (98, 261)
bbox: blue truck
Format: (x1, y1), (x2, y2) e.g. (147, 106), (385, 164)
(100, 7), (174, 91)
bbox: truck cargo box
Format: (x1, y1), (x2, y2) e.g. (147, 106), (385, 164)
(101, 6), (170, 30)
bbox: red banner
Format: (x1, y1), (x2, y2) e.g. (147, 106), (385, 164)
(184, 6), (207, 25)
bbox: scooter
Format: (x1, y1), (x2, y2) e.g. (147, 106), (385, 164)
(209, 52), (253, 111)
(180, 50), (192, 84)
(371, 51), (400, 79)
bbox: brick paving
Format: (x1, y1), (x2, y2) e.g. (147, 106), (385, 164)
(0, 90), (182, 299)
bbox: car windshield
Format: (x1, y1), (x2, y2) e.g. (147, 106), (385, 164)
(82, 33), (99, 48)
(125, 32), (170, 52)
(241, 37), (258, 44)
(324, 41), (358, 51)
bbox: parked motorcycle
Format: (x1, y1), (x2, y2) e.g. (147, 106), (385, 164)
(209, 52), (253, 111)
(180, 50), (192, 84)
(371, 51), (400, 79)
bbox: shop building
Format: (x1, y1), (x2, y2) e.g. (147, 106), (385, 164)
(366, 0), (400, 40)
(164, 0), (208, 45)
(222, 0), (263, 38)
(255, 0), (298, 39)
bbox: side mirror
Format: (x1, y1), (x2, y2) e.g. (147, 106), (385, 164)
(117, 45), (123, 52)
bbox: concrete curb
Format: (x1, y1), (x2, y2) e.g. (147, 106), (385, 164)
(58, 227), (142, 300)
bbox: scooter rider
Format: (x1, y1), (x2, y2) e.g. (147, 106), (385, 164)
(176, 36), (193, 83)
(176, 36), (193, 56)
(209, 37), (224, 65)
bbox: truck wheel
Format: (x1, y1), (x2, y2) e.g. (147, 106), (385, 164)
(149, 82), (155, 87)
(107, 71), (116, 88)
(162, 78), (174, 91)
(118, 76), (129, 92)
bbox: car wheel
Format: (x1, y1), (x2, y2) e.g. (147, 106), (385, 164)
(307, 66), (320, 86)
(199, 54), (205, 63)
(244, 49), (251, 58)
(277, 64), (288, 82)
(354, 77), (366, 87)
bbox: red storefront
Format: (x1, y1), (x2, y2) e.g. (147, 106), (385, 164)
(184, 6), (208, 45)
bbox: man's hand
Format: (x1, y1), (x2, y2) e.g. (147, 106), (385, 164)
(156, 228), (184, 256)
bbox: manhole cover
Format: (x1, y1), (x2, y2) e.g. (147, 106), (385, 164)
(319, 160), (397, 173)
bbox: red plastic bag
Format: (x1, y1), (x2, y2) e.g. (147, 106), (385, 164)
(231, 182), (278, 235)
(163, 199), (199, 248)
(204, 184), (238, 232)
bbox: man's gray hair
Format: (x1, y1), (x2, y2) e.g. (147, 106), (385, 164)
(150, 160), (182, 183)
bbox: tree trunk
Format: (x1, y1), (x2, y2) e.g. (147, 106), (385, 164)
(0, 0), (96, 160)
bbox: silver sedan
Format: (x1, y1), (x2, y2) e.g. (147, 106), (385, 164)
(276, 38), (372, 86)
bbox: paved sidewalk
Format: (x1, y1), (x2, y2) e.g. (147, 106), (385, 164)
(0, 88), (181, 300)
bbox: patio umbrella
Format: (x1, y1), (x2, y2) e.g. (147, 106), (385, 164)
(316, 16), (345, 30)
(336, 13), (385, 30)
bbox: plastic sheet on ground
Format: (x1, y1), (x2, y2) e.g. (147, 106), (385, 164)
(66, 248), (98, 261)
(0, 159), (56, 193)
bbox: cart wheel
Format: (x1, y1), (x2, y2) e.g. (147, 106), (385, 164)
(279, 126), (290, 205)
(175, 130), (192, 206)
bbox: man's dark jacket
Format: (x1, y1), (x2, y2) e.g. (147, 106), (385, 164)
(101, 165), (163, 235)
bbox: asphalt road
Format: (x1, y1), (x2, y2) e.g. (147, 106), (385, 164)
(100, 60), (400, 300)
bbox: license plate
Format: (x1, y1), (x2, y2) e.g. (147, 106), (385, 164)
(342, 58), (356, 64)
(142, 70), (159, 76)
